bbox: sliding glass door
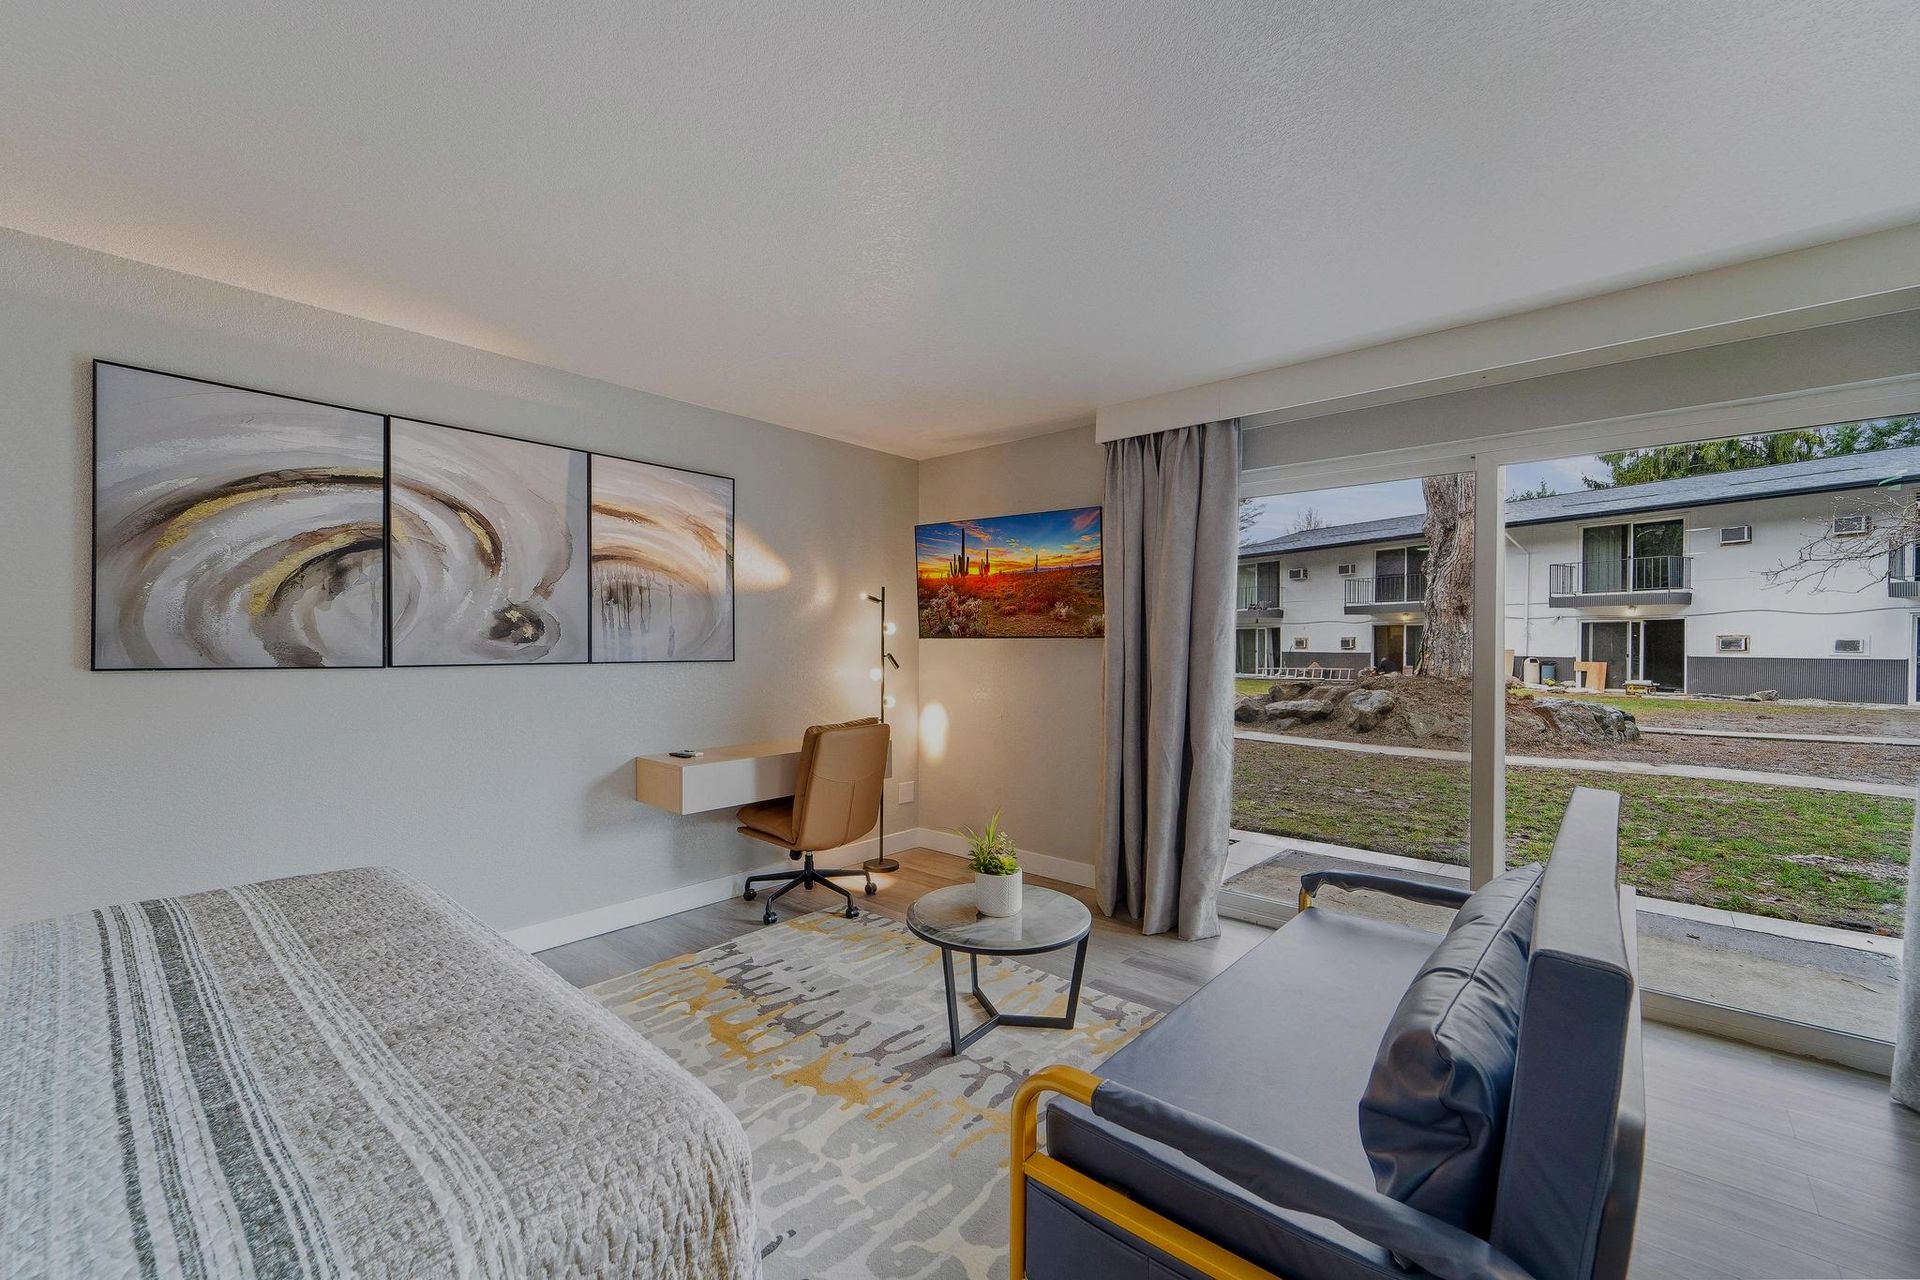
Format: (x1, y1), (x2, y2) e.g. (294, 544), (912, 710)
(1227, 472), (1475, 928)
(1240, 403), (1920, 1070)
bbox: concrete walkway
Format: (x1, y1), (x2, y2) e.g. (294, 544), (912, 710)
(1233, 729), (1913, 798)
(1220, 830), (1902, 1041)
(1639, 724), (1920, 747)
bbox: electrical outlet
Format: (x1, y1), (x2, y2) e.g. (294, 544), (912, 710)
(897, 780), (916, 804)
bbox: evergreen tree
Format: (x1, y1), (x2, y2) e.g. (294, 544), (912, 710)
(1582, 418), (1919, 489)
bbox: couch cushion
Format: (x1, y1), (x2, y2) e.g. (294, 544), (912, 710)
(1046, 908), (1444, 1280)
(1358, 863), (1543, 1234)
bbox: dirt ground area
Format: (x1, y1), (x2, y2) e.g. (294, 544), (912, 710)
(1547, 693), (1920, 739)
(1239, 675), (1920, 785)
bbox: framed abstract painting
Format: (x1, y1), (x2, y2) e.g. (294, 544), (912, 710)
(387, 417), (589, 665)
(589, 455), (735, 662)
(92, 362), (387, 669)
(915, 505), (1103, 638)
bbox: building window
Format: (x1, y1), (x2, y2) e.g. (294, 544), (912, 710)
(1239, 560), (1282, 608)
(1372, 545), (1428, 603)
(1580, 518), (1686, 592)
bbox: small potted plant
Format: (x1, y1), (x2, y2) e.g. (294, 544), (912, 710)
(959, 810), (1022, 916)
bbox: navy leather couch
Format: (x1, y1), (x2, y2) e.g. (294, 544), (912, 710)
(1013, 786), (1643, 1280)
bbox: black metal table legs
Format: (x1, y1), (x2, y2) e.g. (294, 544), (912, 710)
(937, 935), (1090, 1055)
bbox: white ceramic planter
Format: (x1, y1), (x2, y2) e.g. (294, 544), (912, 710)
(975, 870), (1023, 917)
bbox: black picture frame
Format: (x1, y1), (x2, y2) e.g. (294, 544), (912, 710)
(90, 359), (738, 670)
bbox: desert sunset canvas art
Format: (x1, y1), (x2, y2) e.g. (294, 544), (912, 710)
(93, 363), (387, 669)
(915, 505), (1103, 638)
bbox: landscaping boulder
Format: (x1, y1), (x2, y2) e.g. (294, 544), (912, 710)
(1233, 696), (1267, 723)
(1265, 697), (1332, 723)
(1525, 698), (1641, 743)
(1346, 688), (1396, 732)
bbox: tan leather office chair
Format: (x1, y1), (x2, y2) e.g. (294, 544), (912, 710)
(739, 718), (890, 924)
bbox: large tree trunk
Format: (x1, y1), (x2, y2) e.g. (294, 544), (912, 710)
(1420, 472), (1474, 677)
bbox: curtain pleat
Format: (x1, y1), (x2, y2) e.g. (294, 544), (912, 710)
(1099, 420), (1239, 939)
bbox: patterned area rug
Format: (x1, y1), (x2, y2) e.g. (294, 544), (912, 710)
(589, 912), (1160, 1279)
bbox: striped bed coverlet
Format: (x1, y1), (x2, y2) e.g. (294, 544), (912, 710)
(0, 867), (758, 1279)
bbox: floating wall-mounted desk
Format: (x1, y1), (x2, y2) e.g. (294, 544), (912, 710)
(633, 740), (801, 815)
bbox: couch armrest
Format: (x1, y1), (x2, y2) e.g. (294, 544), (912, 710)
(1297, 869), (1472, 913)
(1010, 1066), (1536, 1280)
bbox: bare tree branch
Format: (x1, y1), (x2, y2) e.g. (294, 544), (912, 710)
(1762, 494), (1919, 594)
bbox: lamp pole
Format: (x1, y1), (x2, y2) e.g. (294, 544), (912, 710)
(865, 587), (900, 874)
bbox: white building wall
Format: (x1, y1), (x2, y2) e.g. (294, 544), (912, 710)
(1244, 484), (1920, 700)
(1271, 550), (1375, 660)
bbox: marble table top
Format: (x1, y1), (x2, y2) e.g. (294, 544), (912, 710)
(905, 883), (1092, 955)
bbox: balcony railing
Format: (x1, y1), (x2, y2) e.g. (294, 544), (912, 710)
(1343, 572), (1426, 608)
(1548, 556), (1693, 597)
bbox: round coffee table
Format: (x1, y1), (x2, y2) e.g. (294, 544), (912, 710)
(906, 883), (1093, 1055)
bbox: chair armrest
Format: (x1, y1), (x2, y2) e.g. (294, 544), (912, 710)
(1297, 869), (1472, 913)
(1088, 1079), (1535, 1280)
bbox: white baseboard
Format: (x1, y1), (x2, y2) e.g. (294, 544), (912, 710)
(914, 828), (1097, 889)
(510, 827), (1097, 953)
(506, 828), (916, 953)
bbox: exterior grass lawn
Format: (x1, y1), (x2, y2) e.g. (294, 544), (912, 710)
(1232, 738), (1910, 932)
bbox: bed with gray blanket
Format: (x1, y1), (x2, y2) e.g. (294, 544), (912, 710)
(0, 867), (758, 1279)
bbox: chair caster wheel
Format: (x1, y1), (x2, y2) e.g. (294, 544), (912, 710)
(844, 906), (859, 919)
(743, 888), (757, 901)
(864, 882), (877, 896)
(761, 909), (778, 925)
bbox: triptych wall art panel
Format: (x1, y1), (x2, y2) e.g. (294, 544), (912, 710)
(92, 363), (735, 670)
(93, 363), (388, 669)
(388, 418), (590, 666)
(589, 455), (736, 662)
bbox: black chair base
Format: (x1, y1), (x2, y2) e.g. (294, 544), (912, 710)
(743, 852), (878, 924)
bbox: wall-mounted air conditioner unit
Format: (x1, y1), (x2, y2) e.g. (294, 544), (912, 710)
(1718, 525), (1752, 546)
(1288, 567), (1309, 582)
(1292, 635), (1309, 650)
(1336, 562), (1356, 576)
(1716, 635), (1751, 654)
(1832, 514), (1870, 537)
(1833, 638), (1867, 655)
(1339, 636), (1357, 651)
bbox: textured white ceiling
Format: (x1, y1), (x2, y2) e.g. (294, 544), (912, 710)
(2, 2), (1917, 459)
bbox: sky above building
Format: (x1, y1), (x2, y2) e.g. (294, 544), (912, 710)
(916, 505), (1102, 576)
(1242, 456), (1605, 544)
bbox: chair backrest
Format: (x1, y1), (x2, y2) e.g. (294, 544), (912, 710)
(789, 718), (890, 852)
(1489, 786), (1644, 1280)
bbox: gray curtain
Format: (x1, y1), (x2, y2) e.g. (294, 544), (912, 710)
(1099, 419), (1239, 940)
(1894, 787), (1920, 1109)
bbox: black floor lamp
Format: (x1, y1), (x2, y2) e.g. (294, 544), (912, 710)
(862, 588), (900, 874)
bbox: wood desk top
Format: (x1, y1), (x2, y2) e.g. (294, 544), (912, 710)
(633, 739), (804, 815)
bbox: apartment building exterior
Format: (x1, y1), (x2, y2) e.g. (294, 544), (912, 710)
(1238, 447), (1920, 704)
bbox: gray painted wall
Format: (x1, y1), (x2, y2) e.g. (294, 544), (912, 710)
(916, 426), (1104, 871)
(1689, 656), (1910, 705)
(0, 229), (920, 933)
